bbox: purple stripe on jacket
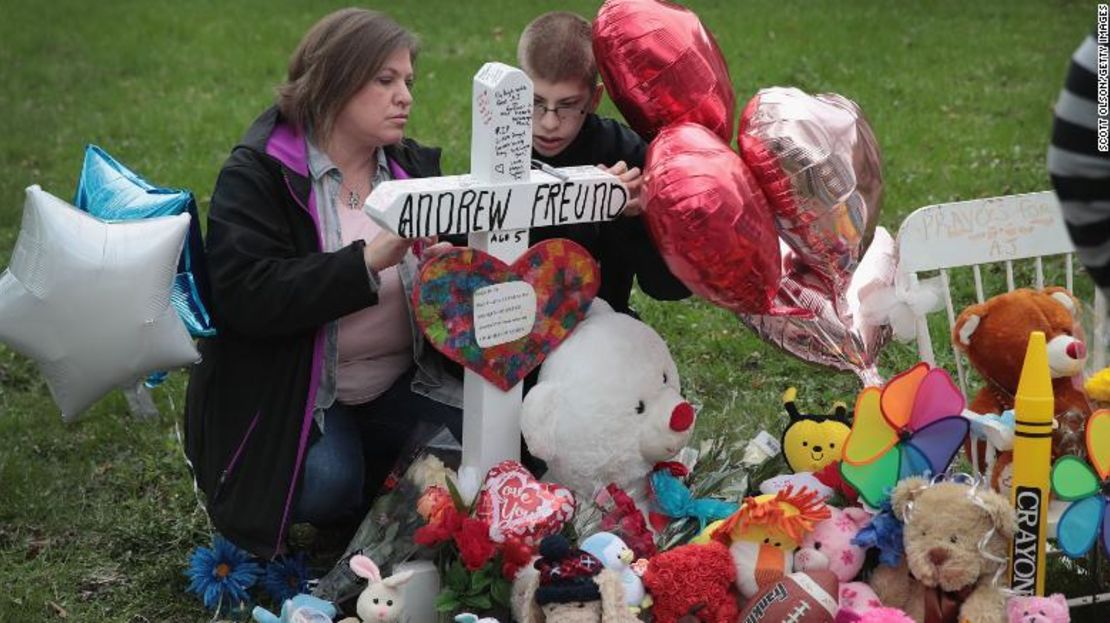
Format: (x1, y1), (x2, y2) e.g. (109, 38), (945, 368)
(264, 122), (412, 555)
(264, 121), (323, 555)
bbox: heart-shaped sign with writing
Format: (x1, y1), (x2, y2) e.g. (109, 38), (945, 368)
(474, 460), (576, 545)
(413, 238), (599, 390)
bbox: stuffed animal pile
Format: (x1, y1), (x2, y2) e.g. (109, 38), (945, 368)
(395, 279), (1085, 623)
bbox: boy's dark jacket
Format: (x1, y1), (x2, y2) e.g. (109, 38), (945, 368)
(531, 113), (690, 312)
(185, 106), (442, 558)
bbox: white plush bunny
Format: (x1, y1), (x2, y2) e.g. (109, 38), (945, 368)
(336, 555), (414, 623)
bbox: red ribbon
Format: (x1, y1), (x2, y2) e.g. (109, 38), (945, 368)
(923, 585), (974, 623)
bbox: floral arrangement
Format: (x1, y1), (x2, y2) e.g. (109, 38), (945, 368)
(655, 436), (784, 551)
(414, 479), (533, 615)
(186, 426), (461, 618)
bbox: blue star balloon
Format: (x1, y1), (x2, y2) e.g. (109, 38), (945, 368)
(75, 145), (215, 337)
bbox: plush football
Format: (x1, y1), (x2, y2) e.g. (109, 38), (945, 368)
(737, 570), (839, 623)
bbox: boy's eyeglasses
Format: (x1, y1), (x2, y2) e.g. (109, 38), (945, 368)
(533, 103), (588, 123)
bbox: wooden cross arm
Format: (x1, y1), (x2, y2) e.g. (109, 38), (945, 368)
(365, 166), (629, 239)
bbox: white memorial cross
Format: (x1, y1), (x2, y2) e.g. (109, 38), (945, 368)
(366, 62), (628, 478)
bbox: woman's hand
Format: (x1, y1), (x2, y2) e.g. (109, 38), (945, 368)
(599, 160), (643, 217)
(418, 240), (454, 261)
(363, 231), (415, 272)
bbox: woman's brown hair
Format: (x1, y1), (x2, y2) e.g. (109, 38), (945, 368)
(277, 8), (418, 146)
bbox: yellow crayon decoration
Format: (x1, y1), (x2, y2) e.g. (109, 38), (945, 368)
(1009, 331), (1053, 596)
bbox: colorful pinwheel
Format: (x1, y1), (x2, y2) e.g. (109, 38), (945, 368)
(1050, 409), (1110, 559)
(840, 363), (971, 507)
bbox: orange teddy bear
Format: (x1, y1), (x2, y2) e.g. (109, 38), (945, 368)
(952, 288), (1091, 488)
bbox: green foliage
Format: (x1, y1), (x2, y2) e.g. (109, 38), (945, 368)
(444, 474), (469, 514)
(435, 558), (510, 615)
(0, 0), (1102, 620)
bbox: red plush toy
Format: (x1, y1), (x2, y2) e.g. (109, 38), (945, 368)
(642, 541), (739, 623)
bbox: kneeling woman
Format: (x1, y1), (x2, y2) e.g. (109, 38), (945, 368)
(186, 9), (462, 558)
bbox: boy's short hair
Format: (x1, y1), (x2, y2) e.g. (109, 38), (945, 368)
(517, 12), (598, 88)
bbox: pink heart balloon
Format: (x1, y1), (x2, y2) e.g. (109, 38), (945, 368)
(593, 0), (736, 143)
(475, 461), (576, 545)
(739, 87), (883, 299)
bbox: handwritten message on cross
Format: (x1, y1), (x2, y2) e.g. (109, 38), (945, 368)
(366, 62), (628, 478)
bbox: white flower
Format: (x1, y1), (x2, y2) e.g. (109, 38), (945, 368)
(407, 455), (455, 491)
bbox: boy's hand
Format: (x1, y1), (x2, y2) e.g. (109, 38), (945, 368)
(599, 160), (643, 217)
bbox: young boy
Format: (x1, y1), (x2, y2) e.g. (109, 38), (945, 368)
(518, 11), (689, 315)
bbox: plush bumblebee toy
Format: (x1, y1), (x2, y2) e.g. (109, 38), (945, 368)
(780, 387), (851, 473)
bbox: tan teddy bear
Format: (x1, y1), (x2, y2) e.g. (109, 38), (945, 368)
(869, 477), (1016, 623)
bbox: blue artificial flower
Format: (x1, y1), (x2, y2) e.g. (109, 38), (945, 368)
(260, 552), (310, 605)
(852, 499), (905, 567)
(185, 535), (262, 612)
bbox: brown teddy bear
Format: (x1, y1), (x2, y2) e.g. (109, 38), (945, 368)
(952, 287), (1091, 475)
(869, 477), (1016, 623)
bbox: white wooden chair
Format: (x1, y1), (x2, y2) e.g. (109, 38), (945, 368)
(896, 190), (1108, 607)
(898, 191), (1104, 381)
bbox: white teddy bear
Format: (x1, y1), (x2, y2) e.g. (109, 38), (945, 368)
(521, 300), (695, 511)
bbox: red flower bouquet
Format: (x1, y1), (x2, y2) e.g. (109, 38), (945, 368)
(413, 460), (579, 616)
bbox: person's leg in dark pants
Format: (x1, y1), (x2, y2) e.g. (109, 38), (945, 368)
(292, 368), (462, 527)
(370, 368), (462, 438)
(292, 403), (365, 526)
(357, 368), (463, 497)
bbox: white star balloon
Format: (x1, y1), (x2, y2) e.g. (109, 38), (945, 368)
(0, 185), (200, 420)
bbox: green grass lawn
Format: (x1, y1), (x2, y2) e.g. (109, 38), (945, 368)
(0, 0), (1100, 620)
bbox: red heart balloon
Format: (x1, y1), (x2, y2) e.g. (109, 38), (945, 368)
(643, 122), (795, 316)
(475, 460), (576, 545)
(412, 239), (599, 391)
(739, 87), (883, 298)
(593, 0), (736, 143)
